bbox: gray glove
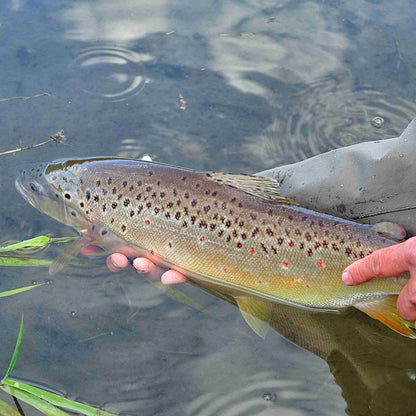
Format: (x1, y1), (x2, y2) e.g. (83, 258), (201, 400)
(258, 119), (416, 236)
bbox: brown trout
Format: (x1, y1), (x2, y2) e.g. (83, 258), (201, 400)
(15, 157), (415, 338)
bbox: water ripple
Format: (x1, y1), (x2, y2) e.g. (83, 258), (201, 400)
(241, 74), (416, 170)
(68, 44), (152, 101)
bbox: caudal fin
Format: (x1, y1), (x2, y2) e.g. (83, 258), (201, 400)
(355, 295), (416, 338)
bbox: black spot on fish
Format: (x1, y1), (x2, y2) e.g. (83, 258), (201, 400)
(146, 202), (152, 209)
(96, 180), (101, 186)
(137, 181), (142, 186)
(307, 248), (313, 256)
(94, 195), (99, 202)
(146, 186), (152, 192)
(110, 218), (114, 224)
(210, 223), (216, 230)
(182, 176), (187, 181)
(129, 185), (134, 191)
(121, 224), (126, 232)
(206, 190), (211, 195)
(149, 171), (153, 176)
(112, 187), (117, 194)
(199, 220), (208, 229)
(165, 213), (171, 219)
(226, 235), (231, 242)
(65, 193), (71, 200)
(237, 242), (242, 248)
(222, 202), (227, 210)
(102, 189), (108, 196)
(176, 200), (181, 206)
(206, 173), (212, 177)
(108, 178), (112, 185)
(55, 194), (59, 199)
(345, 247), (352, 257)
(130, 210), (134, 217)
(175, 212), (181, 220)
(238, 221), (244, 227)
(136, 193), (142, 201)
(196, 184), (200, 189)
(212, 191), (217, 197)
(218, 230), (224, 237)
(112, 202), (117, 209)
(173, 189), (177, 197)
(80, 202), (84, 208)
(137, 205), (143, 214)
(182, 220), (188, 227)
(261, 243), (268, 253)
(124, 199), (130, 207)
(160, 192), (166, 198)
(184, 192), (189, 199)
(123, 181), (127, 187)
(86, 191), (91, 200)
(232, 229), (238, 238)
(191, 200), (197, 207)
(266, 228), (274, 236)
(241, 233), (247, 240)
(154, 207), (160, 214)
(167, 202), (174, 208)
(157, 181), (160, 186)
(305, 232), (311, 241)
(277, 237), (284, 245)
(225, 220), (231, 228)
(250, 213), (257, 220)
(204, 206), (210, 213)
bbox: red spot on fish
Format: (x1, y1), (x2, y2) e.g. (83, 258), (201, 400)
(223, 268), (227, 273)
(258, 280), (263, 284)
(145, 220), (150, 225)
(288, 240), (294, 247)
(200, 236), (205, 242)
(250, 247), (255, 255)
(168, 243), (172, 248)
(306, 284), (310, 288)
(317, 259), (323, 267)
(283, 261), (289, 267)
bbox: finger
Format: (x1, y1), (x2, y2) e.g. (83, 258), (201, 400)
(107, 253), (130, 272)
(342, 239), (415, 286)
(132, 258), (157, 275)
(161, 270), (188, 285)
(397, 280), (416, 321)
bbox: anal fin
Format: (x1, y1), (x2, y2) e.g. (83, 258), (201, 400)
(235, 297), (272, 338)
(355, 295), (416, 338)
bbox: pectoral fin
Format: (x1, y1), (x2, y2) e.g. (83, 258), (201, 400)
(235, 297), (272, 338)
(49, 236), (92, 275)
(355, 296), (416, 338)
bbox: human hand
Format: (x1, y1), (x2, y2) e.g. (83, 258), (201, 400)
(342, 236), (416, 322)
(106, 253), (188, 285)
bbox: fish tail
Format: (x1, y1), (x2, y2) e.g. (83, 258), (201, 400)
(355, 295), (416, 338)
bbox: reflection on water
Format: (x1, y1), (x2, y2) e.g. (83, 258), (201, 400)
(241, 74), (416, 169)
(69, 44), (151, 101)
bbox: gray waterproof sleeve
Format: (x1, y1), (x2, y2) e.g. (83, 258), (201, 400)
(258, 118), (416, 236)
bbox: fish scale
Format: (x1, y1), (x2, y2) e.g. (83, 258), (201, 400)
(15, 157), (415, 338)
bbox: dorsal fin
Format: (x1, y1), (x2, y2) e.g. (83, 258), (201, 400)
(208, 173), (296, 205)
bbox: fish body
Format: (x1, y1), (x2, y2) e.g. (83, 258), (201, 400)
(15, 157), (414, 337)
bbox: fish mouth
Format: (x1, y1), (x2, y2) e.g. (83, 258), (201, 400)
(15, 178), (40, 210)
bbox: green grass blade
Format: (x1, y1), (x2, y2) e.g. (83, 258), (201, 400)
(0, 385), (70, 416)
(0, 237), (51, 253)
(2, 314), (24, 383)
(0, 256), (88, 268)
(0, 284), (44, 298)
(0, 398), (22, 416)
(2, 380), (117, 416)
(0, 256), (54, 267)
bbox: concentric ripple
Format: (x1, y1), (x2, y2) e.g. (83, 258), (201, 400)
(68, 44), (152, 101)
(186, 371), (328, 416)
(241, 74), (416, 170)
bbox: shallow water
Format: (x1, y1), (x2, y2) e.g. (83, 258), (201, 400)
(1, 1), (416, 415)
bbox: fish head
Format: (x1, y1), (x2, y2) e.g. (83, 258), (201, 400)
(15, 160), (89, 232)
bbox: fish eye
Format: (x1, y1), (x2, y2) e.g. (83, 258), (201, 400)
(29, 182), (39, 192)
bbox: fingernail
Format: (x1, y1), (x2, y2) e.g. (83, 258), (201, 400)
(132, 258), (146, 273)
(342, 271), (354, 285)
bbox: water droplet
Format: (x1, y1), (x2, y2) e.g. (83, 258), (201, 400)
(70, 311), (76, 317)
(262, 392), (276, 401)
(407, 369), (416, 380)
(371, 116), (385, 129)
(399, 153), (404, 158)
(31, 280), (37, 285)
